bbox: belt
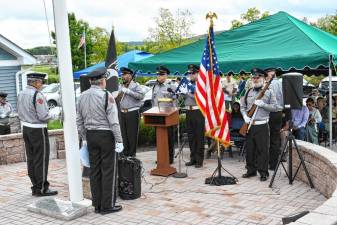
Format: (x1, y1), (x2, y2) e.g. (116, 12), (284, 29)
(87, 128), (111, 131)
(252, 119), (269, 125)
(184, 106), (199, 110)
(120, 107), (139, 113)
(22, 121), (47, 128)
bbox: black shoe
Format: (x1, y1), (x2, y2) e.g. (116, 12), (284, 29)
(260, 175), (268, 181)
(170, 159), (174, 164)
(269, 166), (276, 171)
(100, 205), (122, 215)
(242, 172), (257, 178)
(185, 161), (195, 166)
(35, 189), (58, 197)
(94, 207), (101, 213)
(195, 164), (202, 168)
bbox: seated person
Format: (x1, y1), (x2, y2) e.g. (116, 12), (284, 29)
(316, 97), (328, 142)
(291, 105), (309, 141)
(0, 92), (13, 135)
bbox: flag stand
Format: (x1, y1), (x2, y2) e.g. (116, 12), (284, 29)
(205, 141), (238, 186)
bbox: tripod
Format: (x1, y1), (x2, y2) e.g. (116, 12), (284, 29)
(205, 141), (238, 186)
(173, 133), (188, 178)
(269, 124), (314, 188)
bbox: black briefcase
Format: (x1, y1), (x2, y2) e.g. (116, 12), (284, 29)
(118, 157), (142, 200)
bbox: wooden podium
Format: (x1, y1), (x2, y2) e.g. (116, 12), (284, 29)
(143, 107), (179, 176)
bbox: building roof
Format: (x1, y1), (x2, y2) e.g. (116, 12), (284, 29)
(0, 34), (36, 66)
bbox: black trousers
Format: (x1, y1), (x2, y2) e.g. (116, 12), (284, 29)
(0, 125), (10, 135)
(168, 126), (175, 163)
(120, 110), (140, 157)
(268, 111), (282, 169)
(246, 123), (269, 176)
(186, 109), (205, 165)
(23, 126), (50, 192)
(87, 130), (116, 209)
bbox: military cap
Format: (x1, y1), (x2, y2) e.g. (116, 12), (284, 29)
(251, 68), (266, 77)
(120, 67), (134, 76)
(226, 71), (234, 76)
(156, 65), (170, 75)
(0, 92), (8, 98)
(187, 64), (199, 74)
(87, 67), (108, 80)
(27, 72), (47, 80)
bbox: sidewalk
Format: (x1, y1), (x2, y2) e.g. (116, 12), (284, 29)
(0, 149), (325, 225)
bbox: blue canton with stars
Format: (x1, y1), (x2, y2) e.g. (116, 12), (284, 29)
(201, 26), (220, 76)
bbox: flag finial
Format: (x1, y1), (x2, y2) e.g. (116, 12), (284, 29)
(206, 12), (217, 26)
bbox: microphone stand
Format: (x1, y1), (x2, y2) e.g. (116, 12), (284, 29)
(172, 92), (188, 178)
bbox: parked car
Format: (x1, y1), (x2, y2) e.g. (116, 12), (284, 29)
(42, 83), (80, 108)
(318, 76), (337, 96)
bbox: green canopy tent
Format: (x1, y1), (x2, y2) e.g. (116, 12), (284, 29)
(129, 11), (337, 75)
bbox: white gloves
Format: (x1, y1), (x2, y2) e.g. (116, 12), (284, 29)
(121, 87), (130, 94)
(115, 142), (124, 153)
(254, 99), (265, 107)
(243, 114), (251, 124)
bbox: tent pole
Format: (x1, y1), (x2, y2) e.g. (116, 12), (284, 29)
(329, 54), (333, 149)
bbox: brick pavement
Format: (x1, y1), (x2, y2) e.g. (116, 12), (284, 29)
(0, 149), (326, 225)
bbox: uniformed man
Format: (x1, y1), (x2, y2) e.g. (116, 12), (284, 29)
(240, 68), (277, 181)
(265, 68), (283, 170)
(118, 67), (145, 157)
(0, 92), (13, 135)
(17, 73), (58, 196)
(77, 67), (123, 214)
(183, 64), (205, 168)
(152, 65), (176, 164)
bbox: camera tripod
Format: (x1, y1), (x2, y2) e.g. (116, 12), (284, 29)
(269, 126), (314, 188)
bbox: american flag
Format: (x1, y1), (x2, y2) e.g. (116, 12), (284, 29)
(195, 25), (230, 145)
(78, 31), (86, 49)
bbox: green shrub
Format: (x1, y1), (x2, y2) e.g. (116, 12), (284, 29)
(138, 118), (156, 145)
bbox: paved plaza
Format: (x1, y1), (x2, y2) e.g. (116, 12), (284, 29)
(0, 149), (326, 225)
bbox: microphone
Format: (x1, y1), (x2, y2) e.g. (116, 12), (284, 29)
(167, 87), (174, 93)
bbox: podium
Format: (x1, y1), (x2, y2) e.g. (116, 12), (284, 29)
(142, 107), (179, 176)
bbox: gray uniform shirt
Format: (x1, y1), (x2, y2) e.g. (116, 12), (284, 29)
(183, 82), (197, 106)
(152, 82), (176, 108)
(0, 102), (13, 125)
(119, 81), (145, 109)
(76, 85), (122, 142)
(17, 86), (52, 124)
(269, 78), (283, 111)
(240, 87), (277, 121)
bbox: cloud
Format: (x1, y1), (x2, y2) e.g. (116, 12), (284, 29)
(0, 0), (336, 48)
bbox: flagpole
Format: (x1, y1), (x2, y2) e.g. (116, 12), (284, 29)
(52, 0), (84, 202)
(84, 28), (87, 68)
(329, 54), (333, 148)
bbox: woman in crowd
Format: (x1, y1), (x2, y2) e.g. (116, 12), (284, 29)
(305, 97), (322, 144)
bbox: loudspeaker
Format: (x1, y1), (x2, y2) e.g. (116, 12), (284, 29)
(282, 72), (303, 109)
(118, 157), (142, 200)
(79, 75), (91, 93)
(106, 76), (119, 93)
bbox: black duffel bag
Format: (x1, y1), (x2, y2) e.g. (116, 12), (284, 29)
(118, 156), (142, 200)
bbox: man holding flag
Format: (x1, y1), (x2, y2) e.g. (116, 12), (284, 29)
(177, 64), (205, 168)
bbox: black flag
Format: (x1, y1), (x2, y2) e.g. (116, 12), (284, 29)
(105, 27), (119, 93)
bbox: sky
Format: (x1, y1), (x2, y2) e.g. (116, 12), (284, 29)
(0, 0), (336, 49)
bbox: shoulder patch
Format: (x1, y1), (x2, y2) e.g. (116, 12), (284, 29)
(37, 98), (44, 104)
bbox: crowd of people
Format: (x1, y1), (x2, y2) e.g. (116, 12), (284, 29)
(1, 64), (336, 215)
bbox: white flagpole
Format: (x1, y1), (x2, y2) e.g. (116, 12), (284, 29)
(329, 54), (333, 149)
(52, 0), (84, 202)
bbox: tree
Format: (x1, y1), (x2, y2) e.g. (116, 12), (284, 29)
(230, 7), (270, 29)
(146, 8), (194, 53)
(313, 11), (337, 36)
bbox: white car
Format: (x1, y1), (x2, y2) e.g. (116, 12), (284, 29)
(42, 83), (80, 108)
